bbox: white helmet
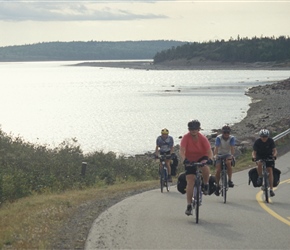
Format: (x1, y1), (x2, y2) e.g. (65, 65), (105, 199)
(259, 129), (269, 137)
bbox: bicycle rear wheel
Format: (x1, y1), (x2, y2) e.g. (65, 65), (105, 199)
(195, 179), (200, 224)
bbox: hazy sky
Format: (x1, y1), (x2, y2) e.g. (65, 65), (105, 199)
(0, 0), (290, 47)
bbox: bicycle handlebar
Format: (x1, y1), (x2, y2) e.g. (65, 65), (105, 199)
(216, 154), (233, 160)
(157, 154), (172, 160)
(184, 160), (213, 167)
(252, 156), (276, 162)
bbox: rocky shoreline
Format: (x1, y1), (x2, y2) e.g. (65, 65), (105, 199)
(227, 77), (290, 148)
(73, 59), (290, 71)
(52, 75), (290, 250)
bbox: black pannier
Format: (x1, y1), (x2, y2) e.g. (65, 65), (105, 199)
(248, 167), (281, 187)
(177, 173), (216, 195)
(177, 172), (186, 194)
(170, 153), (179, 176)
(248, 168), (260, 187)
(273, 168), (281, 187)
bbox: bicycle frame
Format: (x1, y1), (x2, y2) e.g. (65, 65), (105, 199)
(217, 155), (229, 204)
(257, 158), (274, 203)
(185, 161), (207, 224)
(159, 154), (170, 193)
(216, 154), (235, 203)
(193, 168), (203, 224)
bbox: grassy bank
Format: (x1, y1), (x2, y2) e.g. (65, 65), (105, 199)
(0, 181), (159, 249)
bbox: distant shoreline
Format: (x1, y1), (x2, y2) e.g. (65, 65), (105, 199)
(72, 59), (290, 71)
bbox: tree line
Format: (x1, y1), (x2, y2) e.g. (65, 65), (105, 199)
(0, 40), (187, 62)
(153, 36), (290, 63)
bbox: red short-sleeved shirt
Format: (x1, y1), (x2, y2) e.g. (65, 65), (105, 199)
(180, 132), (211, 162)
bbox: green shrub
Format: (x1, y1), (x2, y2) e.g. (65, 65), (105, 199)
(0, 129), (157, 203)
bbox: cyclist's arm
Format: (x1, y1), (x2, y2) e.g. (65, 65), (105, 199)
(213, 146), (219, 158)
(155, 145), (159, 156)
(230, 145), (235, 156)
(230, 137), (235, 156)
(207, 148), (213, 161)
(252, 150), (257, 160)
(179, 146), (186, 163)
(272, 147), (277, 158)
(169, 136), (174, 155)
(213, 137), (220, 158)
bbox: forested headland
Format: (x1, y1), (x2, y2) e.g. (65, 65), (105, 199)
(153, 36), (290, 64)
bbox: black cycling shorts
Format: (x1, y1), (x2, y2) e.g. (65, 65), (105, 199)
(185, 156), (208, 175)
(256, 158), (275, 168)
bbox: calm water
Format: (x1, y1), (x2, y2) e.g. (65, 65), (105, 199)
(1, 61), (289, 155)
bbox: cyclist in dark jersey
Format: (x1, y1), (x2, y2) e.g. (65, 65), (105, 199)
(155, 128), (174, 182)
(252, 129), (277, 197)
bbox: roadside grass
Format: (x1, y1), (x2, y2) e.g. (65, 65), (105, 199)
(0, 180), (158, 249)
(0, 154), (256, 250)
(0, 137), (289, 249)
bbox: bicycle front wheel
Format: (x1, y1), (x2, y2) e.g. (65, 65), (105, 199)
(195, 179), (200, 224)
(263, 170), (269, 203)
(165, 169), (170, 192)
(160, 170), (164, 193)
(222, 171), (227, 203)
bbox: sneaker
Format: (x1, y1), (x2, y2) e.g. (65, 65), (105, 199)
(192, 200), (195, 209)
(270, 190), (275, 197)
(228, 180), (234, 188)
(257, 176), (263, 186)
(203, 184), (209, 195)
(192, 199), (202, 208)
(185, 204), (192, 216)
(168, 175), (172, 182)
(215, 186), (220, 196)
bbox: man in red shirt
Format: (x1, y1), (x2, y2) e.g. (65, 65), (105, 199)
(180, 119), (213, 216)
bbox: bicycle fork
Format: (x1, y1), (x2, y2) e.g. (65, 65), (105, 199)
(192, 185), (203, 208)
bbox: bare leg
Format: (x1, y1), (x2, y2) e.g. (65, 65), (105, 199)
(202, 165), (210, 184)
(268, 167), (274, 189)
(186, 174), (195, 204)
(215, 164), (221, 186)
(166, 159), (171, 175)
(257, 162), (262, 176)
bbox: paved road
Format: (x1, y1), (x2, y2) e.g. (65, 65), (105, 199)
(85, 152), (290, 249)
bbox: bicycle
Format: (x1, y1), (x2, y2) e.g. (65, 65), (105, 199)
(216, 154), (235, 204)
(185, 161), (210, 224)
(255, 158), (275, 203)
(158, 153), (171, 193)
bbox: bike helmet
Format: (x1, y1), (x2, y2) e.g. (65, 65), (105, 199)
(188, 119), (201, 130)
(161, 128), (169, 134)
(259, 129), (269, 137)
(222, 125), (231, 133)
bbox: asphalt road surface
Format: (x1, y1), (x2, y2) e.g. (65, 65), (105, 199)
(85, 152), (290, 249)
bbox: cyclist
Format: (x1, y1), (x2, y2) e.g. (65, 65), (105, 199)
(252, 129), (277, 197)
(155, 128), (174, 182)
(213, 125), (235, 196)
(180, 119), (213, 216)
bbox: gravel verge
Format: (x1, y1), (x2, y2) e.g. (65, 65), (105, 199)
(51, 76), (290, 250)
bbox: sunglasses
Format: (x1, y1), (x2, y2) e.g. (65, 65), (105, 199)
(260, 136), (268, 138)
(223, 131), (230, 134)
